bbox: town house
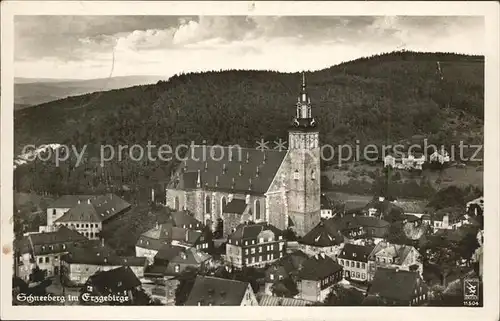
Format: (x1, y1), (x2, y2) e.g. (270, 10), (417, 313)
(337, 243), (374, 282)
(149, 244), (212, 276)
(14, 226), (88, 281)
(225, 222), (286, 268)
(61, 241), (147, 286)
(297, 253), (343, 302)
(298, 220), (344, 258)
(44, 194), (131, 239)
(367, 241), (422, 281)
(82, 266), (142, 305)
(365, 268), (429, 306)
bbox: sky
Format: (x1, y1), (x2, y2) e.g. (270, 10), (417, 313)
(14, 16), (485, 80)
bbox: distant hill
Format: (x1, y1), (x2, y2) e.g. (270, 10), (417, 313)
(14, 75), (168, 108)
(13, 51), (484, 196)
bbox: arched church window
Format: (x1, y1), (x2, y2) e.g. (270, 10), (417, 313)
(221, 196), (227, 214)
(255, 200), (261, 220)
(311, 169), (316, 180)
(174, 196), (180, 211)
(293, 170), (300, 180)
(205, 195), (211, 214)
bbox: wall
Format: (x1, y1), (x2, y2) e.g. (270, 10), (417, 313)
(55, 221), (101, 240)
(286, 131), (321, 237)
(299, 244), (343, 259)
(240, 284), (259, 306)
(299, 279), (320, 302)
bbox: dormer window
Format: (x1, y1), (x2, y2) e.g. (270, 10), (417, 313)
(293, 170), (299, 180)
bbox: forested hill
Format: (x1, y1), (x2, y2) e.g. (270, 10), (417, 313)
(14, 51), (483, 157)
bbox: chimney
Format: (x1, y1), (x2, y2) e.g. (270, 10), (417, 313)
(215, 175), (219, 187)
(101, 238), (105, 247)
(155, 221), (159, 229)
(256, 166), (260, 178)
(248, 178), (252, 190)
(204, 162), (208, 172)
(246, 152), (250, 163)
(222, 163), (227, 174)
(231, 177), (235, 189)
(183, 160), (187, 172)
(239, 164), (243, 176)
(263, 153), (267, 164)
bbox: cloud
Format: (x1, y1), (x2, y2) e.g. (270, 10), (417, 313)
(14, 15), (485, 79)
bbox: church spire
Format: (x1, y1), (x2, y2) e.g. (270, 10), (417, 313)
(292, 71), (316, 128)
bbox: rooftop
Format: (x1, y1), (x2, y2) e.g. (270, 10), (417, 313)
(55, 193), (130, 223)
(298, 253), (342, 281)
(338, 243), (375, 263)
(367, 268), (427, 301)
(86, 266), (141, 294)
(167, 146), (287, 195)
(228, 222), (283, 242)
(184, 276), (250, 306)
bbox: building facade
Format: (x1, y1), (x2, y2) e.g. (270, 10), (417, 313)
(225, 222), (286, 268)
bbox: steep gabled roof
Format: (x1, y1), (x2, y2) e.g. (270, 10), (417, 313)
(299, 220), (343, 247)
(54, 193), (130, 223)
(228, 222), (283, 242)
(299, 254), (342, 281)
(87, 266), (141, 294)
(185, 276), (250, 306)
(48, 195), (96, 208)
(62, 243), (146, 266)
(338, 243), (375, 263)
(170, 210), (203, 229)
(54, 203), (102, 223)
(367, 268), (427, 301)
(167, 146), (287, 195)
(15, 226), (88, 255)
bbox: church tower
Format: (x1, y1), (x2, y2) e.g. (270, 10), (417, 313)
(287, 72), (321, 237)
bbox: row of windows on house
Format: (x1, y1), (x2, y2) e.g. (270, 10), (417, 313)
(344, 270), (366, 279)
(57, 222), (101, 229)
(173, 195), (263, 220)
(318, 273), (339, 288)
(243, 243), (284, 255)
(196, 243), (210, 249)
(244, 253), (282, 265)
(37, 255), (58, 264)
(230, 236), (283, 246)
(339, 259), (366, 269)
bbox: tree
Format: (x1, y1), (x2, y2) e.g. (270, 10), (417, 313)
(271, 278), (298, 298)
(283, 228), (298, 242)
(324, 284), (365, 306)
(419, 235), (462, 287)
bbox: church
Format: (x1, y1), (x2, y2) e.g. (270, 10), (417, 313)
(165, 73), (322, 238)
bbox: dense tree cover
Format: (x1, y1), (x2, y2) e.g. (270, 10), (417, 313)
(427, 185), (482, 210)
(324, 284), (365, 306)
(14, 51), (484, 197)
(419, 226), (480, 287)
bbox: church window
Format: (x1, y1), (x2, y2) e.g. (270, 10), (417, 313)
(205, 195), (211, 214)
(221, 196), (227, 214)
(293, 170), (299, 180)
(255, 200), (261, 220)
(311, 170), (316, 180)
(174, 196), (180, 211)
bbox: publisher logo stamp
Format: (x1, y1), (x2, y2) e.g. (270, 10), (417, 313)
(463, 277), (480, 306)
